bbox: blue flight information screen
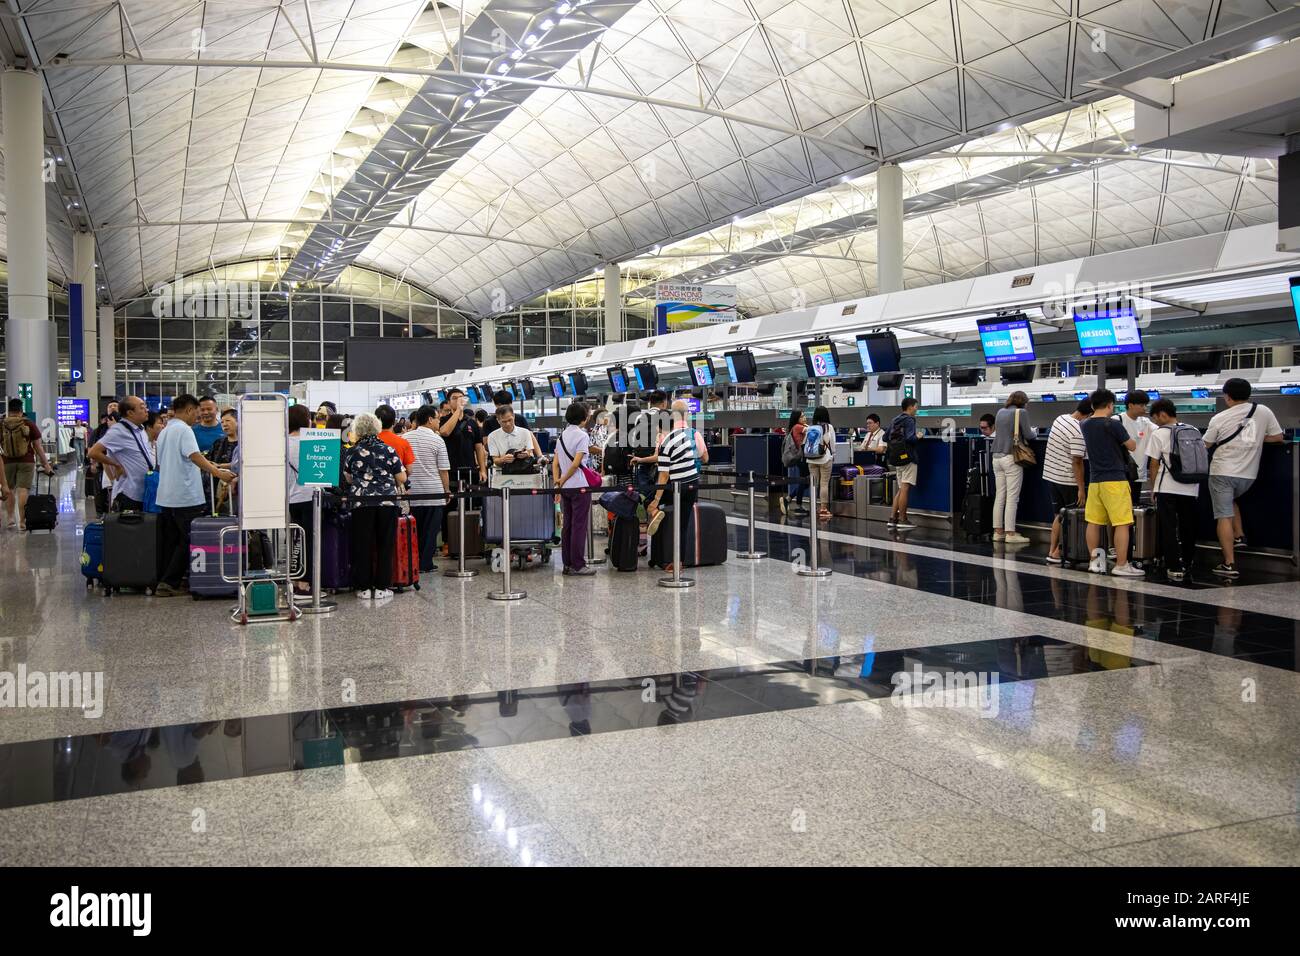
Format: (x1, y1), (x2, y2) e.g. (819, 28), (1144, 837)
(609, 368), (628, 393)
(1074, 307), (1144, 356)
(977, 317), (1036, 364)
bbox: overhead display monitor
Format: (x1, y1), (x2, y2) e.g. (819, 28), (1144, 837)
(1281, 384), (1300, 395)
(1040, 393), (1057, 402)
(633, 363), (659, 390)
(724, 349), (758, 383)
(687, 354), (716, 388)
(520, 379), (535, 399)
(607, 366), (629, 393)
(1073, 391), (1089, 401)
(56, 397), (90, 426)
(800, 339), (840, 378)
(977, 315), (1036, 365)
(1073, 305), (1144, 356)
(1291, 276), (1300, 331)
(1190, 387), (1211, 399)
(1147, 390), (1161, 400)
(855, 332), (901, 374)
(436, 389), (447, 404)
(547, 374), (566, 398)
(569, 371), (588, 395)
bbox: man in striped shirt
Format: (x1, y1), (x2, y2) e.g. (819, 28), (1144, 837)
(405, 405), (452, 573)
(1043, 397), (1091, 565)
(645, 401), (709, 557)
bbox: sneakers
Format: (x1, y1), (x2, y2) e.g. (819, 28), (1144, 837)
(1233, 536), (1247, 549)
(154, 582), (184, 598)
(1004, 532), (1031, 545)
(1045, 553), (1063, 565)
(1212, 563), (1240, 579)
(993, 531), (1005, 540)
(1111, 563), (1145, 577)
(356, 589), (373, 600)
(894, 521), (916, 531)
(568, 566), (597, 576)
(645, 509), (666, 536)
(1166, 570), (1185, 583)
(1088, 549), (1108, 574)
(371, 588), (394, 600)
(886, 518), (898, 527)
(1107, 547), (1117, 560)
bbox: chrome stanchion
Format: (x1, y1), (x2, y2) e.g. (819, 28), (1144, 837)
(586, 487), (606, 565)
(488, 486), (526, 601)
(444, 480), (478, 579)
(735, 470), (765, 560)
(658, 493), (694, 589)
(797, 479), (832, 578)
(298, 487), (337, 614)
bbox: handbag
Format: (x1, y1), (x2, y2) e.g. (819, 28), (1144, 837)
(558, 433), (602, 488)
(125, 423), (162, 513)
(1011, 409), (1036, 467)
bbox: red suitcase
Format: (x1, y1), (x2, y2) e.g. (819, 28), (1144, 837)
(389, 513), (420, 592)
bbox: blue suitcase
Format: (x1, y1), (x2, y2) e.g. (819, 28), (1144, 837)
(189, 515), (241, 599)
(81, 520), (105, 587)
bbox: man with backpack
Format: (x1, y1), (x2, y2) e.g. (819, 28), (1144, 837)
(2, 398), (55, 532)
(1202, 378), (1285, 578)
(1147, 399), (1205, 583)
(886, 397), (921, 529)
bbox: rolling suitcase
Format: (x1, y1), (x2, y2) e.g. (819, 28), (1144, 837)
(960, 479), (993, 538)
(686, 501), (728, 567)
(1059, 506), (1094, 568)
(81, 519), (105, 587)
(447, 507), (484, 558)
(188, 515), (240, 598)
(24, 471), (58, 531)
(608, 514), (640, 571)
(102, 511), (161, 594)
(389, 512), (420, 592)
(321, 508), (351, 590)
(484, 490), (555, 544)
(1131, 505), (1158, 565)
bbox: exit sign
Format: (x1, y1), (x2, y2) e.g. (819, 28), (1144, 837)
(903, 385), (914, 400)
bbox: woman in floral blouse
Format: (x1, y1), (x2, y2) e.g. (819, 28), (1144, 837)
(342, 412), (407, 600)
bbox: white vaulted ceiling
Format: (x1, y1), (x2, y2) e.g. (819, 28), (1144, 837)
(5, 0), (1293, 315)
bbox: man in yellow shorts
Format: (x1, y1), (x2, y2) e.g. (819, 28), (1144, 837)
(1080, 389), (1143, 577)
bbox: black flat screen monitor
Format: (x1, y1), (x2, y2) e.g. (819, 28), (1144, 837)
(547, 374), (566, 398)
(800, 340), (841, 378)
(569, 371), (588, 396)
(724, 349), (757, 383)
(633, 363), (659, 390)
(855, 332), (901, 374)
(687, 354), (716, 388)
(607, 366), (629, 393)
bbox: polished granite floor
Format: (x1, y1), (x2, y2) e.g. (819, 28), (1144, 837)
(0, 472), (1296, 866)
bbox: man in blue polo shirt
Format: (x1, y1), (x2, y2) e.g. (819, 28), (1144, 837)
(154, 394), (236, 597)
(87, 396), (154, 511)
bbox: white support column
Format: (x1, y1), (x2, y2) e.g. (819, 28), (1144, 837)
(876, 162), (904, 295)
(1273, 345), (1295, 368)
(2, 69), (52, 420)
(72, 231), (99, 403)
(480, 316), (496, 367)
(603, 262), (622, 344)
(99, 305), (117, 400)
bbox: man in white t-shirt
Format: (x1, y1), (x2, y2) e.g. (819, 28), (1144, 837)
(1146, 399), (1202, 583)
(486, 407), (542, 466)
(1113, 389), (1153, 501)
(1202, 378), (1285, 578)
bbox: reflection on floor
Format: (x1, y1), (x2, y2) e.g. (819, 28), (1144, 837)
(0, 471), (1296, 866)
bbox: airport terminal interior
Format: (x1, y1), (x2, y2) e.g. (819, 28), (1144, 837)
(1, 0), (1299, 869)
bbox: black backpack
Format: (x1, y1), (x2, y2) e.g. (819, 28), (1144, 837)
(885, 416), (913, 468)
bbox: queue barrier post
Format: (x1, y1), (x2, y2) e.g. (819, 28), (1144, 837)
(586, 486), (606, 565)
(796, 478), (832, 578)
(444, 479), (478, 579)
(487, 486), (526, 601)
(658, 492), (694, 589)
(734, 469), (765, 561)
(297, 487), (337, 614)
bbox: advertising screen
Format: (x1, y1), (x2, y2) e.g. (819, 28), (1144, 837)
(977, 315), (1036, 365)
(56, 397), (90, 426)
(1073, 306), (1144, 356)
(688, 354), (715, 387)
(607, 367), (629, 393)
(800, 340), (840, 378)
(855, 332), (901, 374)
(724, 349), (757, 383)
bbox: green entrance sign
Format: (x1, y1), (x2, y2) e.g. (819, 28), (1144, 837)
(19, 383), (33, 417)
(298, 428), (341, 486)
(903, 385), (914, 400)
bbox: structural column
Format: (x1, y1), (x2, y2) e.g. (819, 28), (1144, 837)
(876, 162), (904, 295)
(98, 305), (117, 401)
(2, 69), (52, 421)
(480, 316), (496, 367)
(72, 231), (99, 403)
(603, 262), (622, 344)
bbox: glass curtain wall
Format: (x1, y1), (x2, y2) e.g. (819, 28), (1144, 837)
(111, 261), (474, 400)
(492, 271), (657, 360)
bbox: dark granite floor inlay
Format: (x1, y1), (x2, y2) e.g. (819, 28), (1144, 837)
(0, 635), (1152, 809)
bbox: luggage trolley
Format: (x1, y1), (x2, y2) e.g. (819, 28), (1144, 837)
(485, 467), (556, 570)
(218, 393), (306, 624)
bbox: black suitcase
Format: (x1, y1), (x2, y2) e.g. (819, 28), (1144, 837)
(960, 481), (992, 538)
(102, 511), (161, 594)
(1131, 505), (1158, 564)
(608, 515), (639, 572)
(651, 500), (728, 568)
(1060, 506), (1097, 567)
(24, 472), (58, 531)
